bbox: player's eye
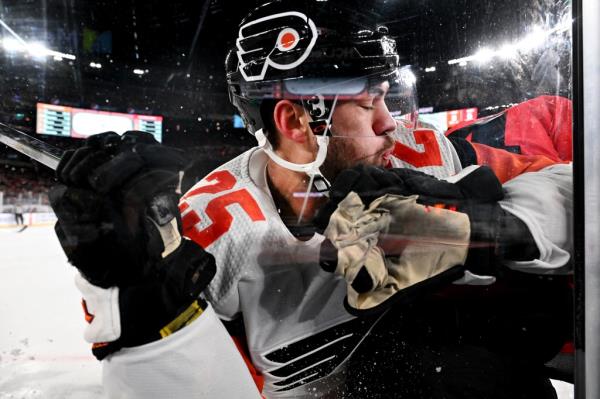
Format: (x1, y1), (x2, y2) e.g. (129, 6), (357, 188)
(358, 102), (375, 111)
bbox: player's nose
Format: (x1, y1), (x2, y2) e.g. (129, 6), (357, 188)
(373, 104), (397, 137)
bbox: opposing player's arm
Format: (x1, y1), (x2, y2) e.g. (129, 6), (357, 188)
(446, 95), (573, 162)
(314, 163), (571, 314)
(448, 134), (563, 183)
(498, 163), (572, 274)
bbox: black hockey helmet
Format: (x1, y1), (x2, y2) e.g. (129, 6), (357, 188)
(225, 0), (416, 136)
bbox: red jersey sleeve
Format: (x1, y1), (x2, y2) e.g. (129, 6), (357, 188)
(471, 142), (563, 184)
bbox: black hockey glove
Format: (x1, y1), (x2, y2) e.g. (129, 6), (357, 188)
(49, 131), (216, 359)
(314, 164), (503, 229)
(315, 165), (539, 314)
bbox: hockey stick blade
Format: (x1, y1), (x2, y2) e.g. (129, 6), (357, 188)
(0, 122), (63, 170)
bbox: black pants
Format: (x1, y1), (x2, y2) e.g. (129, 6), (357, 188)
(15, 213), (24, 225)
(346, 271), (572, 399)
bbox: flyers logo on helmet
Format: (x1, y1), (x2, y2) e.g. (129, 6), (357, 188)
(236, 11), (318, 82)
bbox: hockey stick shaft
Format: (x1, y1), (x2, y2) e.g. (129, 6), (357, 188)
(0, 122), (63, 170)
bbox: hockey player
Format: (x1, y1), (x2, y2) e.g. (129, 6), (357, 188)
(50, 1), (572, 398)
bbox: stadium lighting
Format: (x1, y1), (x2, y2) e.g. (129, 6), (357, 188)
(424, 66), (436, 72)
(2, 37), (24, 52)
(498, 44), (518, 59)
(517, 26), (548, 52)
(0, 18), (76, 60)
(90, 62), (102, 68)
(474, 48), (494, 64)
(447, 19), (569, 68)
(25, 42), (75, 60)
(448, 54), (476, 65)
(133, 69), (145, 75)
(26, 42), (49, 60)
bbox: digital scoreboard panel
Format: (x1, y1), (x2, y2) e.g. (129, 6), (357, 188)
(36, 103), (163, 142)
(418, 107), (478, 133)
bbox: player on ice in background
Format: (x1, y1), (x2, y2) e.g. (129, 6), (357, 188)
(49, 0), (573, 398)
(14, 201), (24, 226)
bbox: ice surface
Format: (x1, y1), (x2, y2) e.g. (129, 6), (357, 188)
(0, 226), (574, 398)
(0, 226), (102, 398)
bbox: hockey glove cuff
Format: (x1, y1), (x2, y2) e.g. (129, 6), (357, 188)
(74, 238), (215, 361)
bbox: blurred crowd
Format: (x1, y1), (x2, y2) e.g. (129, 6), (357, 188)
(0, 164), (54, 212)
(0, 136), (249, 214)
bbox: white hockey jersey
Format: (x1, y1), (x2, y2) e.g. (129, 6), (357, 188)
(180, 148), (369, 398)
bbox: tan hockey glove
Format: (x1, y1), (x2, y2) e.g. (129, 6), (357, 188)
(324, 191), (470, 314)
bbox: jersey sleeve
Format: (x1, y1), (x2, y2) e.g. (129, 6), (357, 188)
(502, 95), (572, 161)
(178, 159), (269, 321)
(471, 142), (561, 184)
(102, 304), (261, 398)
(446, 95), (572, 162)
(498, 163), (572, 274)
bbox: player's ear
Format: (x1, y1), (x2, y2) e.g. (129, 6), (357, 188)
(273, 100), (311, 144)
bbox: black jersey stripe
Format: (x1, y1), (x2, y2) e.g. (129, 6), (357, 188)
(264, 314), (383, 392)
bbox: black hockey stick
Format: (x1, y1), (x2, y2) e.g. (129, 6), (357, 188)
(0, 122), (63, 170)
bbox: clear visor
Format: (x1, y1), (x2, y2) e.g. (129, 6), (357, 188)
(282, 66), (419, 137)
(383, 66), (419, 135)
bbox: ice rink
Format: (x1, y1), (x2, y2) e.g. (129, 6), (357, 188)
(0, 225), (102, 398)
(0, 225), (574, 398)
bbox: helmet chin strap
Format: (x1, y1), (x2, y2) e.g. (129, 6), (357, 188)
(255, 95), (339, 225)
(255, 128), (329, 180)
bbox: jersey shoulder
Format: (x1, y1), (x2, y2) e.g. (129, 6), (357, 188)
(388, 128), (462, 178)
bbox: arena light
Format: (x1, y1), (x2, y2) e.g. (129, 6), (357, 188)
(498, 43), (518, 59)
(448, 55), (476, 65)
(25, 42), (75, 60)
(517, 26), (548, 52)
(447, 20), (569, 68)
(26, 42), (49, 60)
(0, 18), (76, 60)
(474, 48), (494, 64)
(2, 37), (24, 52)
(89, 62), (102, 68)
(133, 68), (146, 75)
(424, 66), (436, 72)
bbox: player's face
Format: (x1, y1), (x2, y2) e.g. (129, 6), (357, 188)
(321, 82), (397, 180)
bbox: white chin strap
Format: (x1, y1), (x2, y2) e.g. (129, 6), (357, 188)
(255, 128), (329, 179)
